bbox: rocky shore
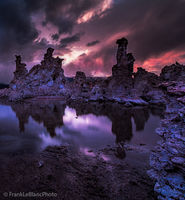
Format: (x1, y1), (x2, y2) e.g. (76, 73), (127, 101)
(148, 97), (185, 199)
(0, 145), (156, 200)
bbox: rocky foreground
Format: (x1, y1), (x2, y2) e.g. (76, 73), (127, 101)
(0, 146), (156, 200)
(0, 37), (184, 199)
(148, 97), (185, 200)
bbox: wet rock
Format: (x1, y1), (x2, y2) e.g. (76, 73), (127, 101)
(148, 99), (185, 200)
(171, 157), (185, 165)
(38, 160), (44, 168)
(167, 81), (185, 97)
(90, 85), (104, 101)
(177, 96), (185, 104)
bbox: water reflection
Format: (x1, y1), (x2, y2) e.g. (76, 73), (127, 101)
(0, 101), (164, 157)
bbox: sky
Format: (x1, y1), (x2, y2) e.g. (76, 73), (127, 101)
(0, 0), (185, 83)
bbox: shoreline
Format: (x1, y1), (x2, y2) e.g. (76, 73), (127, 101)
(0, 144), (157, 200)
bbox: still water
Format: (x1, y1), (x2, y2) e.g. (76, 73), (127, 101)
(0, 101), (163, 155)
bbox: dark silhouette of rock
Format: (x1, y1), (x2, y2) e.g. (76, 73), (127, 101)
(0, 38), (184, 104)
(30, 48), (64, 75)
(75, 71), (86, 84)
(44, 47), (54, 60)
(112, 38), (135, 79)
(6, 48), (66, 101)
(160, 62), (185, 82)
(110, 38), (135, 95)
(13, 55), (28, 80)
(133, 67), (160, 96)
(0, 83), (9, 89)
(116, 38), (128, 66)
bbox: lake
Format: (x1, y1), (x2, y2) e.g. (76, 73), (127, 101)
(0, 101), (163, 157)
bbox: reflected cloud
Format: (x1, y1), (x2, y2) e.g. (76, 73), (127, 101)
(39, 132), (62, 150)
(63, 106), (112, 133)
(80, 147), (96, 157)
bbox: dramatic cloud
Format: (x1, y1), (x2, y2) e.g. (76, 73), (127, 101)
(60, 32), (84, 48)
(52, 33), (59, 41)
(0, 0), (185, 82)
(0, 0), (38, 55)
(86, 40), (100, 47)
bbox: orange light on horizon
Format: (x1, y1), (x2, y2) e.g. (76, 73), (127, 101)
(135, 50), (185, 74)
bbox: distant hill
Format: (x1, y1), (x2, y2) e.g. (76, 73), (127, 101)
(0, 83), (9, 89)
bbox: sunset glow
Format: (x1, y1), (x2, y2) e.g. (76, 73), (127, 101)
(135, 50), (185, 74)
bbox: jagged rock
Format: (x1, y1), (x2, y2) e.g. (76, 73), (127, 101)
(29, 48), (65, 81)
(177, 96), (185, 104)
(112, 38), (135, 79)
(109, 38), (135, 96)
(73, 71), (90, 98)
(3, 48), (66, 101)
(167, 81), (185, 97)
(13, 55), (28, 80)
(116, 38), (128, 66)
(0, 83), (9, 89)
(75, 71), (86, 84)
(134, 67), (160, 96)
(89, 85), (103, 101)
(160, 62), (185, 82)
(1, 38), (184, 104)
(44, 47), (54, 61)
(148, 103), (185, 200)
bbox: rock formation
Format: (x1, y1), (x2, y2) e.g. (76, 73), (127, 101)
(148, 102), (185, 200)
(75, 71), (86, 85)
(133, 67), (161, 99)
(111, 38), (135, 94)
(29, 47), (65, 82)
(113, 38), (134, 77)
(13, 55), (28, 80)
(160, 62), (185, 82)
(6, 48), (66, 101)
(0, 37), (184, 107)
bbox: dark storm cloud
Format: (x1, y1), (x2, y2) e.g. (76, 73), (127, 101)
(86, 40), (100, 47)
(0, 0), (38, 56)
(42, 0), (100, 35)
(52, 33), (59, 41)
(60, 32), (84, 47)
(0, 0), (100, 55)
(127, 0), (185, 61)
